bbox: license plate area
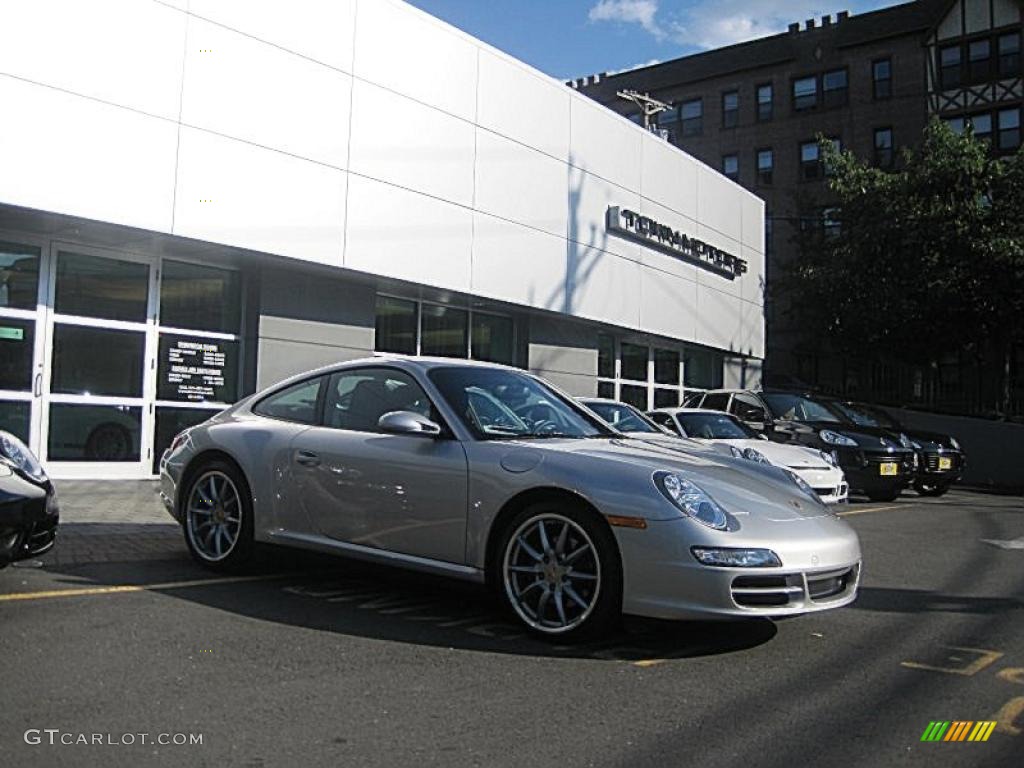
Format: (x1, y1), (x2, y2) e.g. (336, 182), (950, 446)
(938, 457), (952, 471)
(879, 462), (898, 476)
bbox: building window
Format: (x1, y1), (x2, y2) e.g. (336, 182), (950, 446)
(722, 154), (739, 181)
(874, 127), (894, 168)
(756, 148), (773, 185)
(944, 115), (966, 134)
(722, 90), (739, 128)
(683, 347), (723, 392)
(681, 98), (703, 136)
(872, 58), (892, 100)
(940, 45), (962, 89)
(822, 207), (841, 239)
(756, 83), (773, 121)
(595, 337), (686, 409)
(824, 137), (842, 176)
(998, 108), (1021, 152)
(968, 39), (992, 82)
(657, 106), (679, 124)
(999, 32), (1021, 78)
(800, 141), (821, 180)
(374, 296), (516, 365)
(793, 76), (817, 111)
(823, 68), (848, 107)
(970, 113), (993, 143)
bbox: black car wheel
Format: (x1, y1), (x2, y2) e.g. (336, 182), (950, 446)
(182, 460), (255, 572)
(496, 501), (622, 641)
(866, 487), (902, 502)
(914, 480), (950, 497)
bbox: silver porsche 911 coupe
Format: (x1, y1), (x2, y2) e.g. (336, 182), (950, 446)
(160, 358), (861, 639)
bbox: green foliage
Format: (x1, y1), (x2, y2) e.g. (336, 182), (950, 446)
(785, 120), (1024, 370)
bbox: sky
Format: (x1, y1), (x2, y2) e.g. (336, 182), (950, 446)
(405, 0), (913, 79)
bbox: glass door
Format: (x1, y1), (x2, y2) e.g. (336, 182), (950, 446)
(0, 239), (45, 451)
(37, 247), (155, 478)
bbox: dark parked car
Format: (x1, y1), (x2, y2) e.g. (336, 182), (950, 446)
(831, 401), (964, 497)
(0, 431), (58, 568)
(690, 389), (916, 502)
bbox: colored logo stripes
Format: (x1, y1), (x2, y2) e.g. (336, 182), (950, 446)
(920, 721), (997, 742)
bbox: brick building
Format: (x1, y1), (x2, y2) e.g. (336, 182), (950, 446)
(574, 0), (1023, 414)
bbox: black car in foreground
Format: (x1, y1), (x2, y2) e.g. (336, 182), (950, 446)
(831, 401), (964, 497)
(0, 431), (58, 568)
(691, 389), (916, 502)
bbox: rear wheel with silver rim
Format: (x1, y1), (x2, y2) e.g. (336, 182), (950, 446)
(499, 502), (622, 640)
(182, 460), (254, 571)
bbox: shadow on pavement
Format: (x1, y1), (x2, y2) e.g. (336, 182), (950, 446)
(854, 585), (1024, 614)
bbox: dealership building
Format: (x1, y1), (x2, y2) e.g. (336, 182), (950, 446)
(0, 0), (765, 478)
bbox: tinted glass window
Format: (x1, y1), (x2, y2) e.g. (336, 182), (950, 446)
(620, 342), (647, 381)
(0, 400), (31, 443)
(653, 388), (679, 408)
(832, 402), (897, 429)
(55, 252), (148, 322)
(324, 368), (438, 433)
(620, 384), (648, 410)
(0, 242), (40, 310)
(375, 296), (417, 355)
(585, 401), (659, 433)
(50, 325), (145, 397)
(254, 377), (323, 424)
(0, 318), (34, 391)
(653, 349), (679, 385)
(762, 393), (842, 422)
(157, 334), (239, 403)
(597, 334), (615, 379)
(701, 392), (731, 411)
(48, 404), (142, 461)
(421, 305), (468, 358)
(677, 412), (755, 439)
(471, 313), (513, 365)
(429, 367), (608, 440)
(730, 393), (768, 423)
(160, 260), (240, 333)
(649, 412), (681, 435)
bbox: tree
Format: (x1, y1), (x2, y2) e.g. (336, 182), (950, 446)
(782, 119), (1024, 415)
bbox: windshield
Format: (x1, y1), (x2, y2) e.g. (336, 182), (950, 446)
(429, 367), (612, 440)
(676, 412), (757, 439)
(761, 393), (843, 424)
(832, 402), (898, 429)
(584, 401), (661, 434)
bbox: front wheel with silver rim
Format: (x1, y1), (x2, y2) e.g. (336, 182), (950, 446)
(498, 502), (622, 640)
(182, 460), (255, 572)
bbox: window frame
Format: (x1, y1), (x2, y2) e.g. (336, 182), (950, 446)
(872, 57), (892, 100)
(873, 126), (894, 168)
(792, 75), (818, 112)
(756, 148), (774, 185)
(320, 364), (452, 436)
(800, 140), (821, 180)
(721, 153), (739, 181)
(756, 83), (773, 122)
(596, 337), (686, 411)
(721, 90), (739, 129)
(999, 31), (1021, 78)
(252, 373), (328, 426)
(680, 98), (704, 137)
(822, 68), (849, 108)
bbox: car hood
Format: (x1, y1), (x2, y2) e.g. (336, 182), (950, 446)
(503, 436), (832, 524)
(691, 438), (832, 468)
(793, 421), (908, 451)
(904, 428), (958, 450)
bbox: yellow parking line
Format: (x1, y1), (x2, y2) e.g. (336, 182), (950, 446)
(0, 573), (283, 603)
(837, 504), (906, 517)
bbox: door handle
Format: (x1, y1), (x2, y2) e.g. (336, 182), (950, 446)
(33, 372), (42, 397)
(295, 450), (321, 467)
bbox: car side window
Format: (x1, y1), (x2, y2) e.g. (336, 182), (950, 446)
(649, 412), (681, 435)
(323, 368), (440, 433)
(253, 377), (324, 424)
(730, 393), (768, 423)
(701, 392), (731, 411)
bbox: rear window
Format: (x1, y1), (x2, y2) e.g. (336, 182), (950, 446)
(253, 377), (323, 424)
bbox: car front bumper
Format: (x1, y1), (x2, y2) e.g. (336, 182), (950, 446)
(914, 450), (964, 485)
(789, 465), (848, 505)
(0, 470), (59, 566)
(615, 515), (862, 621)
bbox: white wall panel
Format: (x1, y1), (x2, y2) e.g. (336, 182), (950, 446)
(638, 269), (698, 341)
(741, 244), (766, 307)
(568, 170), (643, 264)
(740, 190), (764, 252)
(696, 225), (743, 299)
(181, 18), (351, 168)
(0, 0), (186, 120)
(627, 199), (699, 282)
(640, 133), (699, 220)
(348, 80), (475, 208)
(477, 50), (570, 161)
(471, 213), (568, 311)
(741, 300), (766, 359)
(353, 0), (478, 122)
(564, 246), (641, 328)
(569, 97), (642, 190)
(695, 286), (744, 354)
(173, 127), (346, 264)
(0, 77), (176, 232)
(188, 0), (357, 74)
(345, 174), (472, 292)
(696, 166), (744, 243)
(474, 130), (568, 238)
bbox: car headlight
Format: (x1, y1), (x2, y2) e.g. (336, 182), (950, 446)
(949, 437), (960, 450)
(0, 430), (47, 484)
(691, 547), (781, 567)
(819, 449), (838, 466)
(728, 445), (771, 464)
(653, 471), (728, 531)
(820, 429), (857, 447)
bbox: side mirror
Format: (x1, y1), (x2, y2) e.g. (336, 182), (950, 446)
(377, 411), (442, 437)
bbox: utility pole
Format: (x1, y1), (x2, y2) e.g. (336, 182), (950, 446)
(616, 89), (672, 131)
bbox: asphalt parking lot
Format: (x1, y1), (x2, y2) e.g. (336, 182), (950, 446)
(1, 485), (1021, 767)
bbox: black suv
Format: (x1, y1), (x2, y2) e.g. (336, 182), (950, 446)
(831, 401), (964, 497)
(690, 389), (915, 502)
